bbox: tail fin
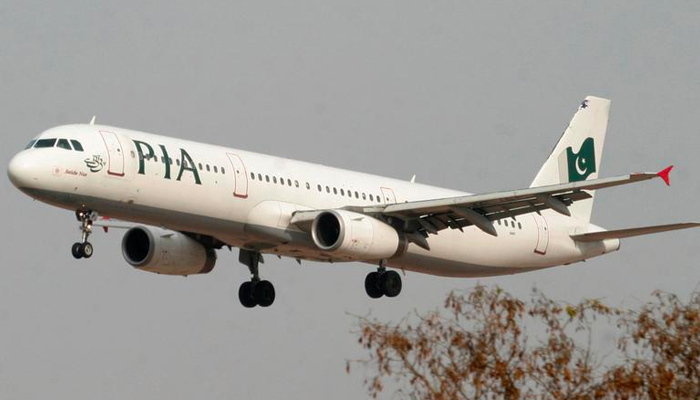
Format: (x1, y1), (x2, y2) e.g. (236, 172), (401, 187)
(530, 96), (611, 222)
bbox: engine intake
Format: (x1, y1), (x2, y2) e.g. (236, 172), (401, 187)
(311, 210), (405, 261)
(122, 226), (217, 276)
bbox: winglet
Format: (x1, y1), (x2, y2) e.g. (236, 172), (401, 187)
(657, 165), (673, 186)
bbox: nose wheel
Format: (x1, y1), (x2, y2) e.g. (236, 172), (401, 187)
(72, 210), (95, 259)
(365, 262), (402, 299)
(238, 249), (276, 308)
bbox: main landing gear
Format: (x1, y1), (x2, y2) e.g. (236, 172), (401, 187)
(238, 249), (276, 308)
(71, 210), (94, 259)
(364, 261), (402, 299)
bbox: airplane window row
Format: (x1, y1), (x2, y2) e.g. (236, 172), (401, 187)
(28, 138), (85, 152)
(139, 153), (227, 175)
(497, 219), (522, 230)
(249, 171), (383, 203)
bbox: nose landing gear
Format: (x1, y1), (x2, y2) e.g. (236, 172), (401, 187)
(364, 261), (402, 299)
(71, 210), (95, 259)
(238, 249), (276, 308)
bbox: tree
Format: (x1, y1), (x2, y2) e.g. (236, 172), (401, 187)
(350, 285), (700, 400)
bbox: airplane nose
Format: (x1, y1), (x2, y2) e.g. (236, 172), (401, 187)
(7, 151), (34, 189)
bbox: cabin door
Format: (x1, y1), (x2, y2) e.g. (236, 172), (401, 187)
(531, 213), (549, 255)
(227, 153), (249, 198)
(99, 131), (125, 177)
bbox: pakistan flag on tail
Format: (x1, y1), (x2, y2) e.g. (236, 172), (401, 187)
(530, 96), (611, 222)
(566, 137), (596, 182)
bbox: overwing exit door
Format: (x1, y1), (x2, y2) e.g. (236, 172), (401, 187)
(380, 187), (397, 204)
(99, 131), (125, 177)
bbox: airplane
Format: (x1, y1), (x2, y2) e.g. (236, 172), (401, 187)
(7, 96), (699, 308)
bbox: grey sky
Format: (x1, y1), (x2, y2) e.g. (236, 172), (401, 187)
(1, 1), (698, 399)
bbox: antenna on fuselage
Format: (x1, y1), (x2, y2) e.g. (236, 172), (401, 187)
(89, 116), (96, 125)
(410, 174), (416, 183)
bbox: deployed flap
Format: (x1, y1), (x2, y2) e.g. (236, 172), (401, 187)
(571, 223), (700, 242)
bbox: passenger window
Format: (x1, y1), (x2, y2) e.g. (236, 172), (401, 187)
(326, 186), (330, 193)
(169, 158), (173, 165)
(294, 180), (299, 188)
(362, 193), (366, 200)
(355, 191), (359, 199)
(340, 189), (345, 196)
(70, 140), (84, 151)
(348, 191), (352, 198)
(369, 194), (373, 201)
(377, 196), (381, 203)
(250, 172), (254, 179)
(518, 222), (522, 229)
(214, 166), (218, 173)
(258, 173), (262, 181)
(333, 188), (337, 195)
(511, 221), (515, 228)
(317, 184), (322, 192)
(222, 167), (226, 174)
(306, 182), (310, 190)
(206, 164), (211, 172)
(273, 176), (277, 184)
(25, 140), (37, 149)
(34, 138), (57, 148)
(197, 162), (202, 170)
(176, 159), (181, 167)
(497, 220), (501, 225)
(153, 155), (158, 162)
(280, 177), (284, 185)
(57, 139), (71, 150)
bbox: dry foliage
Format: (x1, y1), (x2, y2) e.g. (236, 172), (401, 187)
(350, 285), (700, 400)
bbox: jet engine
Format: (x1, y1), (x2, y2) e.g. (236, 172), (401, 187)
(122, 226), (217, 276)
(311, 210), (406, 261)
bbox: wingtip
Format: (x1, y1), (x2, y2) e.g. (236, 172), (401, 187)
(657, 165), (674, 186)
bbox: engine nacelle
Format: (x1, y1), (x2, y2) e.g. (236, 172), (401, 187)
(311, 210), (405, 261)
(122, 226), (217, 276)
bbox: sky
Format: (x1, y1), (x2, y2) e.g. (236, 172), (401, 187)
(1, 1), (699, 399)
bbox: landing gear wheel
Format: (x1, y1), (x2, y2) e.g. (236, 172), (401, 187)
(380, 270), (402, 298)
(254, 280), (276, 307)
(238, 281), (257, 308)
(364, 272), (384, 299)
(80, 242), (94, 259)
(71, 243), (84, 259)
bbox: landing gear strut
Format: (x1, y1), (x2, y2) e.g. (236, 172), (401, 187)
(364, 261), (402, 299)
(72, 210), (94, 259)
(238, 249), (275, 308)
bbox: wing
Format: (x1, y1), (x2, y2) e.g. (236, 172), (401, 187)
(329, 168), (674, 248)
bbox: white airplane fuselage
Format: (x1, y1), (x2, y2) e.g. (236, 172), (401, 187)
(8, 124), (619, 277)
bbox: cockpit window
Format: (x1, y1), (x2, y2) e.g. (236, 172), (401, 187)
(57, 139), (72, 150)
(34, 138), (57, 148)
(71, 140), (84, 152)
(25, 140), (37, 149)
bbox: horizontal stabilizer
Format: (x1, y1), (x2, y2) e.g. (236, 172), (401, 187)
(571, 222), (700, 242)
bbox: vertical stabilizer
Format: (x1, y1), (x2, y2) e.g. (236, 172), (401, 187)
(530, 96), (611, 222)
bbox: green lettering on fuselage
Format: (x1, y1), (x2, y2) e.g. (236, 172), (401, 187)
(159, 144), (171, 180)
(133, 140), (155, 175)
(176, 148), (201, 185)
(132, 139), (201, 185)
